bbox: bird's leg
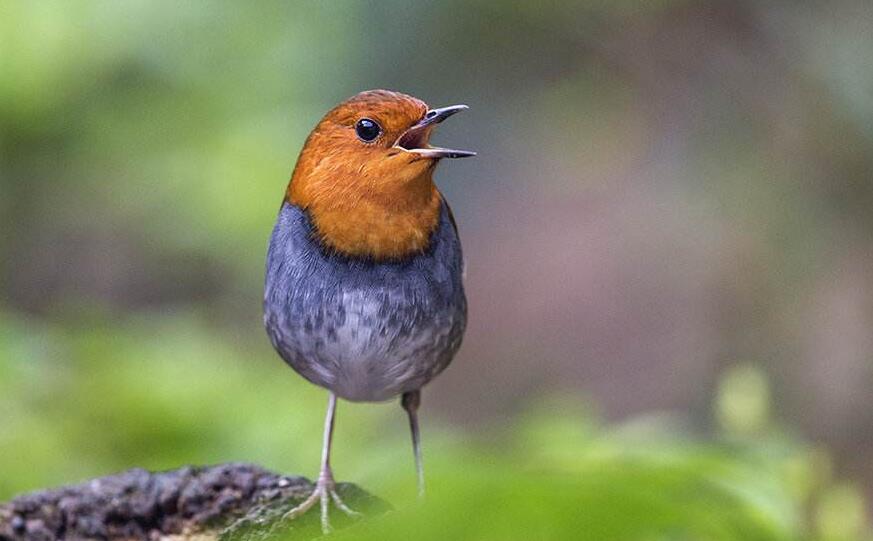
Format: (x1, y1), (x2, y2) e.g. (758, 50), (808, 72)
(282, 392), (360, 534)
(401, 390), (425, 499)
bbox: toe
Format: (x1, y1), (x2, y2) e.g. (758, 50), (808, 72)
(330, 489), (362, 516)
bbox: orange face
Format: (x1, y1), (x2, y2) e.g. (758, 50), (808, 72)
(286, 89), (473, 260)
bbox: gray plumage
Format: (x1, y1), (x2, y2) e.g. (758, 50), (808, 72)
(263, 201), (466, 402)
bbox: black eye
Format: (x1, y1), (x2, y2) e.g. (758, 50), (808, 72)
(355, 118), (381, 142)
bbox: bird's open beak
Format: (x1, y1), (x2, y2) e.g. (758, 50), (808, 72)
(394, 105), (477, 159)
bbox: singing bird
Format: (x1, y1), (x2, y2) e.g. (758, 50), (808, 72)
(263, 90), (474, 531)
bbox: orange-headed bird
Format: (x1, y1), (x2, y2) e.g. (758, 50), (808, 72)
(263, 90), (474, 531)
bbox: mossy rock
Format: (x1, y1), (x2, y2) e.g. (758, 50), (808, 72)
(0, 463), (388, 541)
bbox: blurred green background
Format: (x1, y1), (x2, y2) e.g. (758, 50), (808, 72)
(2, 1), (872, 539)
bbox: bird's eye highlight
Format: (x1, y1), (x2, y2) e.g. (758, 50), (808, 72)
(355, 118), (381, 142)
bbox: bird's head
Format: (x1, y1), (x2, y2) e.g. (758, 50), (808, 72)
(286, 89), (474, 260)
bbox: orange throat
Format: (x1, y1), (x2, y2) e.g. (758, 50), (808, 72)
(286, 171), (442, 260)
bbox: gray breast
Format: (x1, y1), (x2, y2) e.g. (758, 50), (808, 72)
(263, 202), (467, 402)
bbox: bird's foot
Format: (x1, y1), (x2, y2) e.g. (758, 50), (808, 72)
(281, 471), (361, 534)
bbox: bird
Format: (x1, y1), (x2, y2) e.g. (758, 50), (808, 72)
(263, 89), (474, 532)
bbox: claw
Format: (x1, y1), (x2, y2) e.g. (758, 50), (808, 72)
(281, 476), (360, 534)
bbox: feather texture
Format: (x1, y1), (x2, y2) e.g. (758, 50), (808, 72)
(263, 201), (466, 402)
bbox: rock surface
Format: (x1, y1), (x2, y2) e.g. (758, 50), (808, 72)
(0, 463), (386, 541)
